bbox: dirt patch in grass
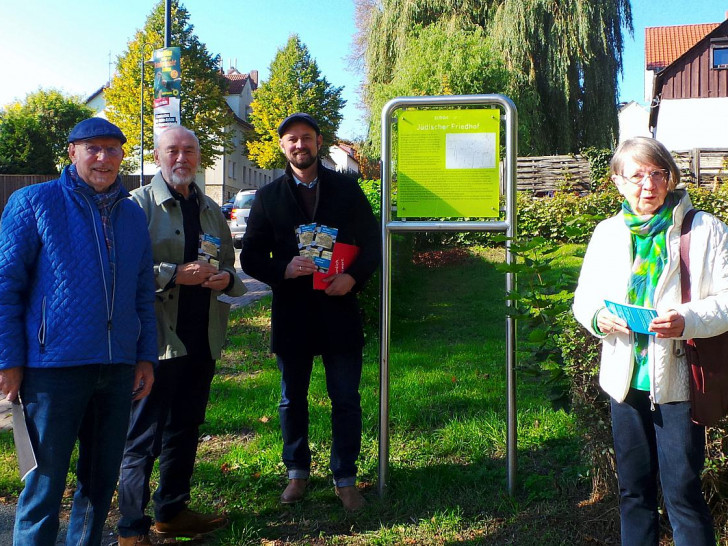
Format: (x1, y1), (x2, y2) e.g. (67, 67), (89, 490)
(412, 248), (472, 268)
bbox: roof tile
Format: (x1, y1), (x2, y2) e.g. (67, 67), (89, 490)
(225, 72), (250, 95)
(645, 23), (719, 71)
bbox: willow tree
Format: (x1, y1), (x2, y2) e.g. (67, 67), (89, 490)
(364, 21), (527, 154)
(354, 0), (632, 155)
(105, 0), (232, 171)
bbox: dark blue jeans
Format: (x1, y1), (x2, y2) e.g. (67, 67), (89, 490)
(117, 356), (214, 537)
(13, 364), (135, 545)
(610, 389), (715, 546)
(277, 350), (362, 486)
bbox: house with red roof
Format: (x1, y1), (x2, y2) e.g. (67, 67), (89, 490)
(85, 66), (277, 204)
(203, 66), (278, 205)
(321, 141), (359, 175)
(646, 14), (728, 149)
(86, 65), (358, 204)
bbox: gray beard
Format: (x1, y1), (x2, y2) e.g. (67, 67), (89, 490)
(169, 171), (195, 186)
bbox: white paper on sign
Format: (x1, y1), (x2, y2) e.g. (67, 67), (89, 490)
(445, 132), (496, 169)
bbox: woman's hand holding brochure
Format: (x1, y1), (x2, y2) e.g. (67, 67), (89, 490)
(602, 301), (684, 338)
(603, 300), (657, 335)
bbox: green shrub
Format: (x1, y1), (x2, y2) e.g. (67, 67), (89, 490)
(516, 186), (622, 243)
(557, 313), (617, 499)
(358, 179), (382, 335)
(358, 178), (381, 219)
(581, 147), (613, 190)
(512, 183), (728, 517)
(686, 183), (728, 223)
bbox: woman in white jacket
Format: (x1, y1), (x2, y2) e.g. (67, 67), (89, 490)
(573, 137), (728, 546)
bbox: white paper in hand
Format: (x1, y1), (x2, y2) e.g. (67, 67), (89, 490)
(12, 397), (37, 481)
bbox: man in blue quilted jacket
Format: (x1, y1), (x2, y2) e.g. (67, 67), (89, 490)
(0, 118), (157, 546)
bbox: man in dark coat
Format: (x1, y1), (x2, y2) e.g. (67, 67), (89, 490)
(241, 113), (379, 511)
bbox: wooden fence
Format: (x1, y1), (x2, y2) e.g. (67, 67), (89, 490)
(672, 149), (728, 187)
(514, 155), (591, 195)
(2, 148), (727, 214)
(513, 148), (728, 196)
(0, 174), (153, 215)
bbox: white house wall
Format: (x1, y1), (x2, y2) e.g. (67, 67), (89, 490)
(655, 97), (728, 149)
(618, 102), (652, 143)
(325, 146), (359, 175)
(644, 70), (654, 104)
(86, 95), (108, 118)
(223, 87), (254, 121)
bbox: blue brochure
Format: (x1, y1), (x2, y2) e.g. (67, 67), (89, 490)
(604, 300), (658, 335)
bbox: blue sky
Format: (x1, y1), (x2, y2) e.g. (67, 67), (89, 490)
(1, 0), (727, 141)
(620, 0), (728, 102)
(0, 0), (365, 138)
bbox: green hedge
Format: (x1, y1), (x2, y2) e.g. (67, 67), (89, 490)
(512, 183), (728, 532)
(358, 179), (381, 335)
(361, 175), (728, 529)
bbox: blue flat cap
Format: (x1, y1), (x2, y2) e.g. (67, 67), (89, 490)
(277, 113), (320, 137)
(68, 118), (127, 144)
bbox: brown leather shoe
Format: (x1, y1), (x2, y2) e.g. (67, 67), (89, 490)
(154, 508), (228, 538)
(280, 478), (308, 504)
(335, 485), (365, 512)
(117, 536), (152, 546)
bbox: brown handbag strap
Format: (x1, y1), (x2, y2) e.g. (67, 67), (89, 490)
(680, 208), (698, 304)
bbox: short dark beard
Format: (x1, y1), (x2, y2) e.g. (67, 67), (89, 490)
(288, 152), (317, 170)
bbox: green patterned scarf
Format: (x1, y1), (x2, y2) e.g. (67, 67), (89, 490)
(622, 192), (679, 389)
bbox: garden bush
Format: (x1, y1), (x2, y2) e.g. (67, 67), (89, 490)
(511, 181), (728, 535)
(498, 234), (617, 502)
(358, 179), (382, 336)
(363, 169), (728, 534)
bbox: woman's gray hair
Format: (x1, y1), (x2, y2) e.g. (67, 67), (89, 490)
(610, 137), (681, 191)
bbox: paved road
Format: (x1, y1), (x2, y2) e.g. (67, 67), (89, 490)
(0, 269), (270, 545)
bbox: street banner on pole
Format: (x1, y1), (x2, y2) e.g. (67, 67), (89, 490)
(152, 46), (181, 143)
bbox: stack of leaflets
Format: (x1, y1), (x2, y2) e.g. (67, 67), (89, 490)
(12, 397), (37, 481)
(198, 234), (221, 268)
(296, 223), (338, 273)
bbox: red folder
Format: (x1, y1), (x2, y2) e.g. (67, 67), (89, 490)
(313, 242), (360, 290)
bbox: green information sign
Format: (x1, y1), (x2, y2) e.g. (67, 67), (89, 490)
(397, 109), (500, 217)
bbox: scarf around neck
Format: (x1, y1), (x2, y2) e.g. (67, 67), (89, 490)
(68, 164), (122, 280)
(623, 191), (679, 307)
(622, 191), (679, 389)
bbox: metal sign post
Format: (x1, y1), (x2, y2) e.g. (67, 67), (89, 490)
(378, 94), (518, 496)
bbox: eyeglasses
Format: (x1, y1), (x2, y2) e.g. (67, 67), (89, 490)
(76, 143), (124, 158)
(620, 169), (669, 186)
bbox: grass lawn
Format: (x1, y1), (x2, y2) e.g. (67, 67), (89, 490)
(0, 243), (621, 544)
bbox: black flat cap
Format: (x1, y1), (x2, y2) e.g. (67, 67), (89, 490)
(277, 113), (320, 137)
(68, 118), (127, 144)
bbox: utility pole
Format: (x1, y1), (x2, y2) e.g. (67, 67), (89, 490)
(165, 0), (172, 47)
(140, 44), (145, 187)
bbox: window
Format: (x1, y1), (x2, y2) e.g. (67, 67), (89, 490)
(711, 40), (728, 69)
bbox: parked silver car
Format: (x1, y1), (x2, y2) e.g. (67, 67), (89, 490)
(229, 189), (256, 249)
